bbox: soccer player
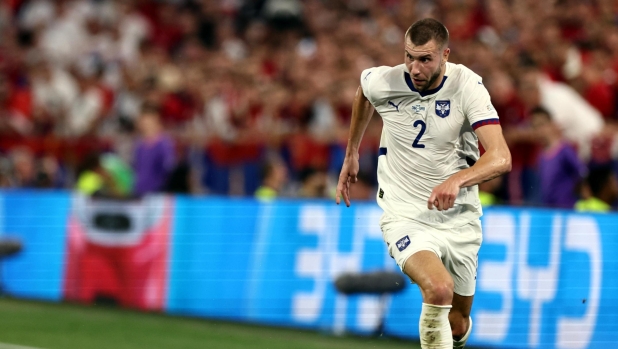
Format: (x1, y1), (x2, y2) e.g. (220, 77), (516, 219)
(336, 18), (511, 349)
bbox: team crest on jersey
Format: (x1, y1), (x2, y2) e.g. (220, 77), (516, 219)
(435, 100), (450, 118)
(396, 235), (410, 252)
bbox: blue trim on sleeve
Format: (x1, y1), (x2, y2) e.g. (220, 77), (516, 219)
(471, 118), (500, 130)
(379, 147), (387, 156)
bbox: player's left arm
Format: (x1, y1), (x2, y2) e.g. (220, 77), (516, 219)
(428, 124), (511, 210)
(454, 124), (512, 187)
(428, 76), (512, 211)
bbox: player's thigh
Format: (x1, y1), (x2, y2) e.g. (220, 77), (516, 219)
(403, 250), (454, 303)
(444, 219), (482, 297)
(381, 218), (454, 302)
(381, 218), (445, 275)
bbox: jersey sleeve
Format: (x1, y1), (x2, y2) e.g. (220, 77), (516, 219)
(359, 66), (390, 105)
(463, 79), (500, 131)
(360, 68), (377, 103)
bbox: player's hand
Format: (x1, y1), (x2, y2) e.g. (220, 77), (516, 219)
(336, 154), (360, 207)
(428, 177), (461, 211)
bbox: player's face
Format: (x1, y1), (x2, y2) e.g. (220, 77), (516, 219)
(404, 39), (450, 91)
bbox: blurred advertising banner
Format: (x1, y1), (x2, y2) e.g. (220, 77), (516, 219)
(63, 195), (173, 310)
(0, 191), (616, 349)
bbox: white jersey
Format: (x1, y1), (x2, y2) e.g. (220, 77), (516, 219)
(361, 62), (499, 228)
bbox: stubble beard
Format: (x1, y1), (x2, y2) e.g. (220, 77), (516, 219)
(419, 63), (443, 92)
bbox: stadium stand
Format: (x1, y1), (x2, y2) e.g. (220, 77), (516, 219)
(0, 0), (618, 209)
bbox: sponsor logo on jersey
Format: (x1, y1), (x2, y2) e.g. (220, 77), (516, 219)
(379, 188), (384, 198)
(411, 104), (426, 113)
(396, 235), (410, 252)
(387, 100), (401, 112)
(435, 100), (450, 118)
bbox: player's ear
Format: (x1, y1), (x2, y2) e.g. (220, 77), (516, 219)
(442, 47), (450, 63)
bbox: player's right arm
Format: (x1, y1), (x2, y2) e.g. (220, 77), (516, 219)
(336, 85), (375, 207)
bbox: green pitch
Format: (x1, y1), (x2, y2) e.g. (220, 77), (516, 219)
(0, 298), (421, 349)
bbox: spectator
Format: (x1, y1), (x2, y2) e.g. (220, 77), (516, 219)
(0, 73), (33, 136)
(519, 68), (605, 160)
(100, 153), (134, 197)
(75, 152), (120, 197)
(575, 166), (618, 212)
(37, 154), (65, 188)
(488, 71), (535, 204)
(164, 146), (192, 194)
(29, 57), (78, 135)
(254, 157), (288, 201)
(132, 106), (175, 196)
(9, 148), (40, 188)
(531, 107), (586, 208)
(297, 167), (330, 199)
(64, 65), (106, 138)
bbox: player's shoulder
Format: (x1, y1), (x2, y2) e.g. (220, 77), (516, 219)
(361, 64), (406, 83)
(446, 62), (484, 86)
(361, 64), (407, 103)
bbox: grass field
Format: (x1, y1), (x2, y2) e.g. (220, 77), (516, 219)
(0, 298), (422, 349)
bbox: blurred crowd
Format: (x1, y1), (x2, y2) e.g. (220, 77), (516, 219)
(1, 0), (618, 210)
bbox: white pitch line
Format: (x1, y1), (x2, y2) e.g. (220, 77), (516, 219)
(0, 343), (46, 349)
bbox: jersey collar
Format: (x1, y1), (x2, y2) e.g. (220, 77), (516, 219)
(404, 72), (448, 97)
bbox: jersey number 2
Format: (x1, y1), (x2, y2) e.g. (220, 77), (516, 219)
(412, 120), (426, 148)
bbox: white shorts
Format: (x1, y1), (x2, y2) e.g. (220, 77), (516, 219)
(380, 215), (482, 296)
